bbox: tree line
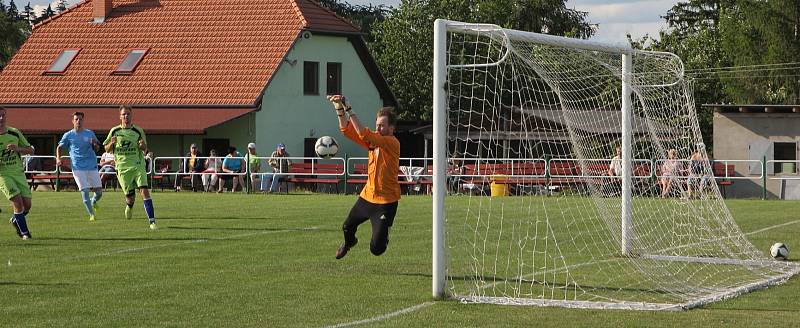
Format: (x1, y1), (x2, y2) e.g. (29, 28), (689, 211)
(1, 0), (68, 69)
(1, 0), (797, 145)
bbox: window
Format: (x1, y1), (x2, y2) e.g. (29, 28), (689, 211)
(113, 49), (148, 74)
(774, 142), (797, 174)
(326, 62), (342, 95)
(303, 61), (319, 95)
(44, 49), (80, 74)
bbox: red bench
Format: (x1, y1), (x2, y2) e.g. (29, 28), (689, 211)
(284, 162), (344, 193)
(29, 158), (76, 191)
(713, 162), (735, 198)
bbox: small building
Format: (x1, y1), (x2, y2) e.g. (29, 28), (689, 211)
(0, 0), (395, 164)
(709, 104), (800, 199)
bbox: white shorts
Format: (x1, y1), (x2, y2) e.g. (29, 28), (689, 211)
(73, 169), (102, 190)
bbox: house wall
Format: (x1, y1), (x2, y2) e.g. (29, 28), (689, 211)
(713, 112), (800, 198)
(254, 34), (384, 163)
(147, 112), (255, 161)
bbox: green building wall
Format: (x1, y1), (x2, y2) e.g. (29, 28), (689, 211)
(254, 34), (384, 161)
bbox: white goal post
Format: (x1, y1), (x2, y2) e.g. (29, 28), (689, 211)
(431, 19), (800, 310)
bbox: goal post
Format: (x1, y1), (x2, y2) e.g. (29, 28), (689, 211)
(431, 19), (800, 310)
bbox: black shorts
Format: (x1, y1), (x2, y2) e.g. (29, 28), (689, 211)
(342, 197), (399, 255)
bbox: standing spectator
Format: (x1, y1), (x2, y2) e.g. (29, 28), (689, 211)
(202, 149), (222, 192)
(176, 143), (204, 192)
(261, 143), (291, 193)
(220, 146), (244, 192)
(244, 143), (261, 191)
(687, 144), (709, 199)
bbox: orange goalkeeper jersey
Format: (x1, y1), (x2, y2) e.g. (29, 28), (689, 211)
(341, 122), (401, 204)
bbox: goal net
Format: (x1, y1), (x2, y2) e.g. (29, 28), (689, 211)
(431, 20), (800, 310)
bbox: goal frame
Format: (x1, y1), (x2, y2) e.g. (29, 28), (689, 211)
(431, 19), (636, 299)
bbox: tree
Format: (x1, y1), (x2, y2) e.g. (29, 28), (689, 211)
(370, 0), (594, 120)
(0, 9), (30, 70)
(22, 2), (35, 25)
(7, 0), (18, 19)
(317, 0), (390, 42)
(56, 0), (68, 13)
(36, 4), (54, 22)
(717, 0), (800, 104)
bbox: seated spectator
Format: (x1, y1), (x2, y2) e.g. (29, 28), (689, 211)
(202, 149), (222, 192)
(659, 149), (681, 198)
(176, 143), (205, 192)
(261, 143), (291, 193)
(606, 146), (622, 196)
(98, 151), (116, 185)
(221, 146), (245, 192)
(447, 152), (465, 194)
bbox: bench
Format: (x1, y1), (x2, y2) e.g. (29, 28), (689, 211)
(713, 162), (735, 198)
(28, 158), (76, 191)
(282, 162), (344, 193)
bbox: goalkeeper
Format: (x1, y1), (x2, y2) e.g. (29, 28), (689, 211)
(328, 95), (401, 259)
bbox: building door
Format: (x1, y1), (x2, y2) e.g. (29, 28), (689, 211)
(304, 138), (316, 163)
(203, 138), (229, 156)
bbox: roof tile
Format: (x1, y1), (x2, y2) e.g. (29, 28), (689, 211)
(0, 0), (360, 106)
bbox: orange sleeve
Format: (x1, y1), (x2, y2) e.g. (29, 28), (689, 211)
(340, 122), (370, 150)
(359, 128), (400, 154)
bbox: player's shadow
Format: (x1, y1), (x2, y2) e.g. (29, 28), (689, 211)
(40, 237), (205, 241)
(167, 226), (336, 232)
(0, 281), (72, 286)
(163, 216), (275, 221)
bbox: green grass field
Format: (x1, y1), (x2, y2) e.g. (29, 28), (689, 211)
(2, 191), (799, 327)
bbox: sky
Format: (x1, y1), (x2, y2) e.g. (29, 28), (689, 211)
(24, 0), (679, 43)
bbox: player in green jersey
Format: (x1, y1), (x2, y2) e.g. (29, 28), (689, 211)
(0, 106), (35, 239)
(103, 105), (157, 230)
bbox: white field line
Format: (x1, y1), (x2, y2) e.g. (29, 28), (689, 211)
(323, 302), (435, 328)
(325, 218), (800, 326)
(12, 227), (319, 267)
(655, 220), (800, 254)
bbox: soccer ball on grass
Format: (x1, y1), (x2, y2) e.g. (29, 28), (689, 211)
(770, 243), (789, 260)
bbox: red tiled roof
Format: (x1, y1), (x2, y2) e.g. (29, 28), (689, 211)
(0, 0), (360, 106)
(6, 107), (254, 134)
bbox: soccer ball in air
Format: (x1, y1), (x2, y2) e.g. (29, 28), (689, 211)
(770, 243), (789, 260)
(315, 136), (339, 159)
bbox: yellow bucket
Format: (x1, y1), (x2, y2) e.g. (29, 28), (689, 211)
(490, 175), (509, 197)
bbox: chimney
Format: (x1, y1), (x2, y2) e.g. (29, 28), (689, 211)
(93, 0), (113, 23)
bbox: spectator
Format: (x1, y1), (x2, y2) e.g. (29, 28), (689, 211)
(244, 142), (261, 191)
(202, 149), (222, 192)
(447, 151), (465, 194)
(606, 146), (622, 196)
(176, 143), (204, 192)
(98, 151), (116, 183)
(687, 144), (709, 199)
(261, 143), (291, 193)
(659, 149), (680, 198)
(221, 146), (244, 192)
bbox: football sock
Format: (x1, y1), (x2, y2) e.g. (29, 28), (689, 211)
(12, 212), (29, 235)
(143, 198), (155, 221)
(92, 190), (103, 203)
(81, 189), (94, 215)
